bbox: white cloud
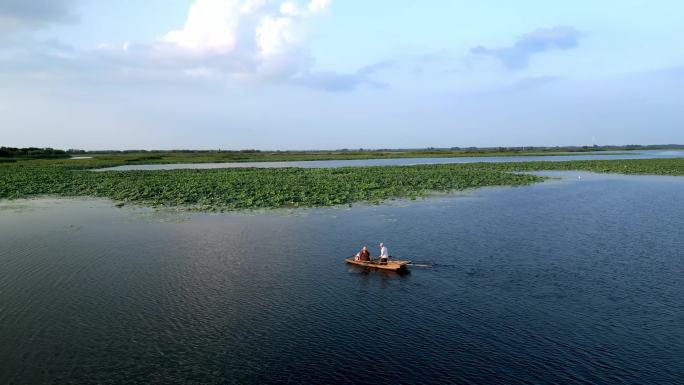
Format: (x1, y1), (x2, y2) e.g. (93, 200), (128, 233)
(307, 0), (330, 14)
(240, 0), (267, 14)
(279, 1), (300, 16)
(158, 0), (340, 85)
(162, 0), (327, 59)
(4, 0), (378, 92)
(162, 0), (242, 55)
(256, 15), (301, 58)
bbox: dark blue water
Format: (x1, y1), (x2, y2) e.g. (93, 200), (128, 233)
(95, 150), (684, 171)
(1, 172), (683, 384)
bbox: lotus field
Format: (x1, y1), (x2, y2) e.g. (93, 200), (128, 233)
(1, 157), (683, 211)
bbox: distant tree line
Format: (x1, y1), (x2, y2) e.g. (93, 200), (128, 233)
(88, 149), (263, 154)
(0, 147), (73, 158)
(447, 144), (684, 153)
(2, 144), (683, 158)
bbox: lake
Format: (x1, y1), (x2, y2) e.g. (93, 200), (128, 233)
(95, 150), (684, 171)
(1, 172), (683, 384)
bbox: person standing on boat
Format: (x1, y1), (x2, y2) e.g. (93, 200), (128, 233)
(379, 243), (389, 264)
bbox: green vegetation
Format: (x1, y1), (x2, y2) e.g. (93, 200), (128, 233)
(0, 160), (544, 210)
(485, 158), (684, 176)
(1, 156), (683, 211)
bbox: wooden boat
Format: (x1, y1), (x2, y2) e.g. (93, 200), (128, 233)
(345, 257), (411, 272)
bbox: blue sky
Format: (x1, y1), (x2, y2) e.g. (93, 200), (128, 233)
(1, 0), (683, 150)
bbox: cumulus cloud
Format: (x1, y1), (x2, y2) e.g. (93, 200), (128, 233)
(471, 26), (581, 70)
(307, 0), (330, 14)
(150, 0), (362, 90)
(0, 0), (81, 30)
(162, 0), (242, 55)
(2, 0), (380, 92)
(256, 13), (303, 58)
(161, 0), (327, 59)
(279, 1), (300, 16)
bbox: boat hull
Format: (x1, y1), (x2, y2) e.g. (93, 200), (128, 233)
(345, 257), (411, 272)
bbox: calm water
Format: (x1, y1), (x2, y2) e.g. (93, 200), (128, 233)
(96, 150), (684, 171)
(1, 172), (683, 384)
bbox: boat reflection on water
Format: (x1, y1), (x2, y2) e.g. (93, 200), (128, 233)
(347, 265), (411, 278)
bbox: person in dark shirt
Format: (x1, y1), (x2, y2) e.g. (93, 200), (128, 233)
(357, 246), (371, 261)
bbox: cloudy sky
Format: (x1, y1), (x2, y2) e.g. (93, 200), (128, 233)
(1, 0), (683, 150)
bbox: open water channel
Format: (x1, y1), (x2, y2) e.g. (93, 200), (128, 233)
(1, 172), (683, 384)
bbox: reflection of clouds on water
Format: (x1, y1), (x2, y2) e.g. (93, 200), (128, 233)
(531, 170), (684, 184)
(133, 210), (190, 224)
(67, 224), (83, 232)
(0, 202), (35, 213)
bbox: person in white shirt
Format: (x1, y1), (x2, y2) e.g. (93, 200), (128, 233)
(379, 243), (389, 264)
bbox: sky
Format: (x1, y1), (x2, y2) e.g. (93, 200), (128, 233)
(1, 0), (683, 150)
